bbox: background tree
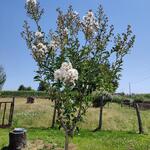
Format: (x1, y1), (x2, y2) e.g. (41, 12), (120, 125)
(22, 1), (135, 149)
(37, 81), (47, 91)
(18, 84), (33, 91)
(18, 85), (26, 91)
(0, 65), (6, 91)
(26, 86), (33, 91)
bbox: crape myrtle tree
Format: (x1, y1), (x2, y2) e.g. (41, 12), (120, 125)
(22, 0), (135, 149)
(0, 65), (6, 91)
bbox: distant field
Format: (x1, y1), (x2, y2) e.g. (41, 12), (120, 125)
(0, 98), (150, 150)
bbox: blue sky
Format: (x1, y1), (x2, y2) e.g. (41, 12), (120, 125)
(0, 0), (150, 93)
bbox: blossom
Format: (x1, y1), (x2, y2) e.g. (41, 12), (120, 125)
(37, 43), (47, 52)
(35, 31), (43, 38)
(26, 0), (37, 4)
(61, 62), (72, 71)
(32, 48), (45, 59)
(82, 10), (99, 37)
(72, 11), (79, 18)
(32, 45), (37, 51)
(31, 43), (48, 60)
(87, 10), (94, 18)
(48, 40), (59, 50)
(62, 27), (69, 36)
(54, 69), (62, 81)
(36, 48), (45, 56)
(54, 62), (78, 85)
(64, 69), (78, 84)
(74, 11), (79, 16)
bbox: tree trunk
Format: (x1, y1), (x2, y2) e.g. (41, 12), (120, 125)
(64, 132), (69, 150)
(134, 103), (144, 134)
(51, 100), (57, 128)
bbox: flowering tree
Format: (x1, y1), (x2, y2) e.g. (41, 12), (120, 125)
(22, 0), (135, 149)
(0, 66), (6, 91)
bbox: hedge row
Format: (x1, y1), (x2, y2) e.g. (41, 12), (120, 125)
(0, 91), (49, 98)
(92, 92), (150, 107)
(1, 91), (150, 103)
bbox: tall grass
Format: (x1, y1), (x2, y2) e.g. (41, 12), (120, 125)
(0, 98), (150, 132)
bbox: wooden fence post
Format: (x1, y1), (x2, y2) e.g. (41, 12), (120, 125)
(2, 103), (7, 126)
(51, 100), (57, 128)
(0, 97), (15, 128)
(134, 103), (144, 134)
(8, 97), (15, 126)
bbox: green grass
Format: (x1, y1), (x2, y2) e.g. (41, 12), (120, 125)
(1, 128), (150, 150)
(0, 98), (150, 149)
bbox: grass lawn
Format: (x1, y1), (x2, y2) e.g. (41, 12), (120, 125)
(0, 98), (150, 149)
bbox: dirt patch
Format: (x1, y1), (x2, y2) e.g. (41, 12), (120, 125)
(22, 140), (77, 150)
(68, 143), (77, 150)
(22, 140), (54, 150)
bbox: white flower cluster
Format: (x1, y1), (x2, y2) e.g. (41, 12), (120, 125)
(71, 11), (79, 18)
(32, 42), (47, 59)
(26, 0), (37, 4)
(61, 27), (69, 37)
(74, 11), (79, 16)
(48, 39), (59, 50)
(82, 10), (99, 35)
(35, 31), (43, 38)
(37, 43), (47, 51)
(64, 28), (69, 34)
(54, 62), (78, 85)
